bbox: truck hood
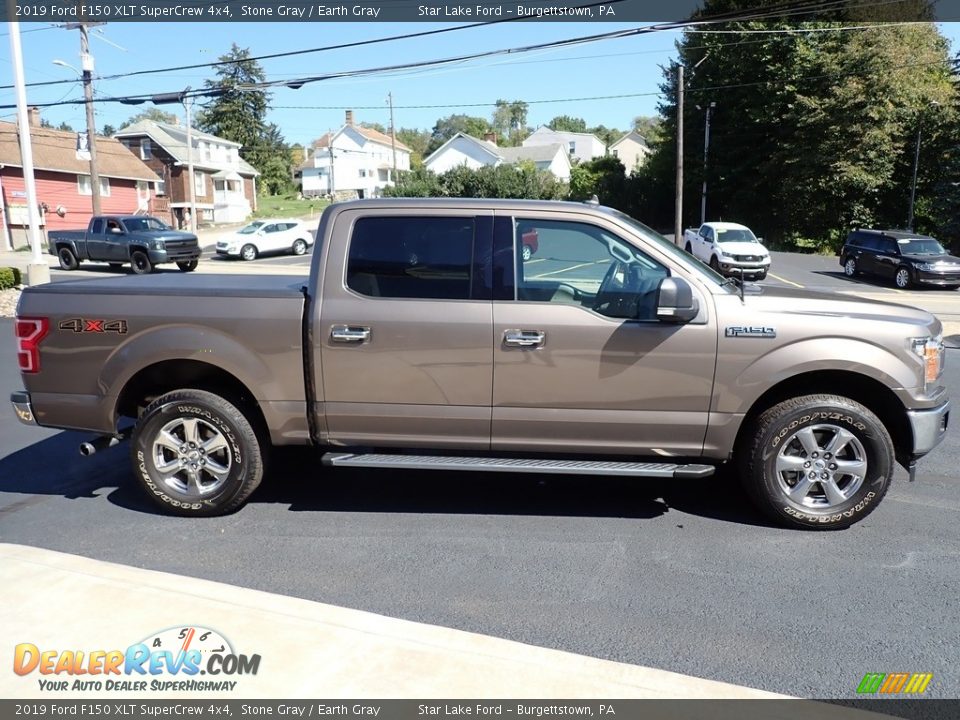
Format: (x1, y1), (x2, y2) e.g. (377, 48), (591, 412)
(716, 241), (769, 256)
(742, 285), (939, 334)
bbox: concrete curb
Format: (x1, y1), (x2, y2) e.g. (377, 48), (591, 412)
(0, 543), (796, 701)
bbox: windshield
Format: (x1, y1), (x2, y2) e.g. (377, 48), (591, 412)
(238, 222), (266, 235)
(123, 217), (171, 232)
(898, 238), (947, 255)
(715, 228), (759, 244)
(603, 208), (732, 288)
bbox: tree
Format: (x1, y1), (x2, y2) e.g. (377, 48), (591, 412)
(119, 108), (179, 130)
(548, 115), (587, 133)
(632, 116), (661, 142)
(40, 119), (74, 132)
(102, 124), (117, 137)
(396, 128), (432, 168)
(641, 2), (954, 248)
(361, 121), (387, 134)
(428, 114), (492, 152)
(587, 125), (623, 148)
(492, 100), (529, 145)
(197, 44), (293, 195)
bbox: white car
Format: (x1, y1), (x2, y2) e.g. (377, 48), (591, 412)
(216, 219), (314, 261)
(683, 221), (771, 280)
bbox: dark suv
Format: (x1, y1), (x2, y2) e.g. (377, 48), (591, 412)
(840, 229), (960, 290)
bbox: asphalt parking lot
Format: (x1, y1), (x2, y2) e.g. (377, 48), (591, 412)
(1, 246), (958, 700)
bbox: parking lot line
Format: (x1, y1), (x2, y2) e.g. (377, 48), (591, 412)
(532, 261), (597, 278)
(768, 273), (804, 288)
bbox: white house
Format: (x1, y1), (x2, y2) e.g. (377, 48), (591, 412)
(609, 130), (651, 173)
(299, 110), (411, 199)
(424, 133), (572, 182)
(522, 127), (606, 164)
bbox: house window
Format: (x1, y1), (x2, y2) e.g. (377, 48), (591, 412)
(140, 140), (152, 160)
(78, 175), (110, 197)
(214, 180), (225, 192)
(568, 141), (576, 155)
(156, 178), (166, 195)
(612, 149), (618, 158)
(194, 172), (205, 196)
(359, 169), (367, 178)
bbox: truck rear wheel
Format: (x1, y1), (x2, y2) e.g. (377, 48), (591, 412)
(131, 250), (153, 275)
(130, 389), (265, 516)
(58, 247), (79, 271)
(738, 394), (893, 530)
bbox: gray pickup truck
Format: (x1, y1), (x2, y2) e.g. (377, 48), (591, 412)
(11, 199), (950, 529)
(48, 215), (202, 274)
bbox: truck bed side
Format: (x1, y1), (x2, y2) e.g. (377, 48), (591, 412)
(17, 274), (310, 445)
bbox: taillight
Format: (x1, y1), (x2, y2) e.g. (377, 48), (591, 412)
(15, 317), (49, 373)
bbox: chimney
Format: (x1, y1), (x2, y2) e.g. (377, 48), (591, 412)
(345, 110), (354, 127)
(484, 132), (497, 146)
(28, 106), (40, 128)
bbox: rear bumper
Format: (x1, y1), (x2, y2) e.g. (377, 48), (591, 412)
(11, 391), (37, 425)
(908, 400), (950, 457)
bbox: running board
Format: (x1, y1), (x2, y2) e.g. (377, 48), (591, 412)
(321, 453), (714, 479)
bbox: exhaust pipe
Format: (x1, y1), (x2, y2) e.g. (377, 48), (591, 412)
(79, 430), (130, 456)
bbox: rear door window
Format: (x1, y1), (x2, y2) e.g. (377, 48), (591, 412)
(347, 216), (475, 300)
(91, 218), (103, 234)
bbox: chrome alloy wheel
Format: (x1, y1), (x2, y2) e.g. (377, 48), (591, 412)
(151, 417), (233, 497)
(775, 424), (867, 509)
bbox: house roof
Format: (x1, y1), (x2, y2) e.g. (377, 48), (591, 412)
(113, 120), (259, 176)
(311, 125), (412, 153)
(423, 132), (500, 166)
(0, 121), (160, 182)
(610, 130), (650, 149)
(499, 144), (566, 164)
(528, 126), (604, 141)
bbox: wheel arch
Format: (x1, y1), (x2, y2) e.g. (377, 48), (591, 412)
(734, 369), (912, 467)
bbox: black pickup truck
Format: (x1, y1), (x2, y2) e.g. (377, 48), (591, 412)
(48, 215), (202, 274)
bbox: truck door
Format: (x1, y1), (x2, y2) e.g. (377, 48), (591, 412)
(318, 209), (494, 449)
(83, 217), (107, 261)
(490, 213), (716, 456)
(102, 218), (129, 262)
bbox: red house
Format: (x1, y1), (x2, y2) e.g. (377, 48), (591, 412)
(0, 109), (162, 249)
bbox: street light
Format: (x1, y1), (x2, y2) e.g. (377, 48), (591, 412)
(52, 55), (102, 216)
(907, 100), (941, 232)
(697, 101), (716, 225)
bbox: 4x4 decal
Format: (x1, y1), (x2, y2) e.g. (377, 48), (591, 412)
(58, 318), (128, 334)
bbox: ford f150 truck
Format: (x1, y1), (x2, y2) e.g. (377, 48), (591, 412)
(11, 199), (950, 529)
(684, 222), (771, 280)
(48, 215), (202, 274)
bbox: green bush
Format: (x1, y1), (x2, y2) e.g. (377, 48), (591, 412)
(0, 266), (22, 290)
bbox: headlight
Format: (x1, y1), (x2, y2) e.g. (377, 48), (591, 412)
(909, 336), (944, 390)
(915, 262), (936, 271)
(152, 239), (166, 250)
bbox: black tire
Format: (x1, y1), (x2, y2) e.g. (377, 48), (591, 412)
(240, 244), (258, 261)
(57, 246), (79, 271)
(843, 257), (858, 278)
(894, 266), (912, 289)
(131, 250), (153, 275)
(738, 394), (893, 530)
(130, 389), (266, 516)
(291, 239), (308, 256)
(756, 271), (768, 281)
(177, 260), (198, 272)
(684, 242), (692, 254)
(709, 255), (721, 272)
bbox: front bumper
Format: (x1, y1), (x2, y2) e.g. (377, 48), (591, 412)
(148, 247), (202, 264)
(11, 391), (37, 425)
(913, 270), (960, 287)
(718, 261), (770, 277)
(215, 245), (241, 257)
(907, 400), (950, 457)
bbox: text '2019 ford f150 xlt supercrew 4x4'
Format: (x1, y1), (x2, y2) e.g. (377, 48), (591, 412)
(11, 199), (950, 529)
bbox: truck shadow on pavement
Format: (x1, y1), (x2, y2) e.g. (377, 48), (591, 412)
(0, 438), (775, 529)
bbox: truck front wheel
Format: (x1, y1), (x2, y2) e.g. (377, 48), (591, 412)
(130, 389), (266, 516)
(131, 251), (153, 275)
(738, 394), (893, 530)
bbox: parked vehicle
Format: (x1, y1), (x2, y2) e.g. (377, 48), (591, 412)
(683, 222), (771, 280)
(48, 216), (201, 274)
(520, 227), (539, 261)
(216, 219), (314, 261)
(12, 199), (949, 529)
(840, 229), (960, 290)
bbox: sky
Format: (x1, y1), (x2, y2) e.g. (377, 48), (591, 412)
(2, 19), (959, 148)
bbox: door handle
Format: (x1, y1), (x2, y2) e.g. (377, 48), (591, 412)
(503, 329), (545, 348)
(330, 325), (371, 343)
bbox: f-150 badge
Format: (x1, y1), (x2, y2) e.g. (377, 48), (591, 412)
(725, 326), (776, 338)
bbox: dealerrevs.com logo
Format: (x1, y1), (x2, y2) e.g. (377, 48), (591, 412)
(13, 626), (260, 692)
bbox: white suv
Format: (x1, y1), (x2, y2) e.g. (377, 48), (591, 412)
(217, 219), (314, 261)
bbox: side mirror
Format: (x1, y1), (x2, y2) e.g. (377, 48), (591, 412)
(655, 277), (699, 323)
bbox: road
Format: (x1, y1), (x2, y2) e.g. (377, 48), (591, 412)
(1, 246), (959, 699)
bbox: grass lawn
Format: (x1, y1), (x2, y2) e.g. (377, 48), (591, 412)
(252, 195), (329, 221)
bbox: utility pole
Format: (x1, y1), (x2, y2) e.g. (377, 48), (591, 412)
(387, 92), (398, 184)
(700, 101), (716, 226)
(183, 92), (198, 232)
(674, 63), (684, 246)
(907, 101), (940, 232)
(65, 22), (105, 216)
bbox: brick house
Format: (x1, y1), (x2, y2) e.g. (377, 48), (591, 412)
(114, 120), (258, 228)
(0, 110), (161, 250)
